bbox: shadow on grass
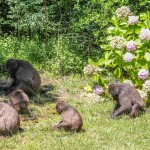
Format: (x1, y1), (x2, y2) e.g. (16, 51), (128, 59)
(52, 128), (85, 138)
(0, 127), (24, 138)
(30, 84), (59, 105)
(0, 84), (59, 105)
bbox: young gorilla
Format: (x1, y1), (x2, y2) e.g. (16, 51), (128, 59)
(0, 101), (21, 135)
(55, 101), (83, 132)
(108, 83), (145, 118)
(8, 90), (36, 120)
(0, 59), (41, 97)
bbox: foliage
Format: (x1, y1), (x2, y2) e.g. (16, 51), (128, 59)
(0, 0), (150, 75)
(87, 7), (150, 90)
(0, 35), (86, 75)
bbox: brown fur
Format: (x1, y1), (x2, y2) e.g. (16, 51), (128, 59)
(0, 102), (20, 135)
(108, 83), (145, 118)
(55, 101), (83, 132)
(8, 90), (36, 120)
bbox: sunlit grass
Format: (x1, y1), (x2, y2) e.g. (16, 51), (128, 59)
(0, 75), (150, 150)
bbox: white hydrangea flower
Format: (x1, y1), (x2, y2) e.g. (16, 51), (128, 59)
(123, 52), (134, 62)
(137, 89), (148, 100)
(83, 64), (102, 76)
(80, 92), (104, 104)
(128, 16), (138, 25)
(110, 36), (126, 49)
(142, 80), (150, 93)
(138, 69), (149, 80)
(116, 6), (132, 19)
(139, 28), (150, 41)
(123, 79), (134, 87)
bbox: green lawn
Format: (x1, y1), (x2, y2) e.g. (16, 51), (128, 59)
(0, 75), (150, 150)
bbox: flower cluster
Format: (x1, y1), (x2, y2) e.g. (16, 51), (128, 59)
(116, 6), (132, 19)
(142, 80), (150, 93)
(83, 64), (102, 76)
(110, 36), (126, 49)
(123, 52), (134, 62)
(126, 40), (136, 51)
(80, 92), (104, 104)
(123, 79), (134, 87)
(138, 69), (149, 80)
(137, 89), (148, 100)
(128, 16), (138, 25)
(139, 28), (150, 41)
(93, 85), (103, 95)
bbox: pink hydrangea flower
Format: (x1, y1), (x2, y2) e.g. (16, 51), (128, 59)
(123, 52), (134, 62)
(139, 28), (150, 41)
(93, 85), (103, 95)
(128, 16), (138, 25)
(126, 40), (136, 51)
(138, 69), (149, 80)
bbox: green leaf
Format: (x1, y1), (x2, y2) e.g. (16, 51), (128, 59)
(119, 22), (128, 26)
(100, 44), (111, 50)
(107, 26), (115, 34)
(115, 51), (122, 56)
(84, 85), (93, 92)
(93, 74), (99, 81)
(105, 51), (113, 60)
(135, 39), (142, 45)
(112, 58), (117, 67)
(88, 58), (97, 66)
(140, 13), (147, 20)
(105, 59), (113, 66)
(114, 67), (122, 78)
(138, 22), (147, 28)
(98, 77), (106, 86)
(107, 36), (113, 41)
(126, 28), (134, 34)
(145, 52), (150, 62)
(111, 15), (118, 26)
(135, 28), (141, 34)
(98, 58), (105, 66)
(120, 29), (127, 34)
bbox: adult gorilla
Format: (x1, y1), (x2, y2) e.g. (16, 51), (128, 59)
(0, 59), (41, 97)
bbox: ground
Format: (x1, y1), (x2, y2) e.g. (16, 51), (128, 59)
(0, 74), (150, 150)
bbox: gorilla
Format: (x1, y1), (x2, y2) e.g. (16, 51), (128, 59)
(0, 59), (41, 97)
(108, 83), (146, 118)
(54, 101), (83, 132)
(0, 101), (21, 135)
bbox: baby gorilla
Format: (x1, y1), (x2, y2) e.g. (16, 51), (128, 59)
(8, 90), (36, 120)
(108, 83), (145, 118)
(0, 102), (20, 135)
(55, 101), (83, 132)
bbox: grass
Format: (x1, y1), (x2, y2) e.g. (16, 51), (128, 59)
(0, 74), (150, 150)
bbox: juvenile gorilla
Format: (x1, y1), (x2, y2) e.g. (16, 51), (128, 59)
(0, 59), (41, 96)
(0, 101), (20, 135)
(108, 83), (145, 118)
(55, 101), (83, 132)
(8, 90), (36, 120)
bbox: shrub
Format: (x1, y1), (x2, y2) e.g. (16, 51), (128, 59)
(0, 35), (87, 75)
(85, 6), (150, 95)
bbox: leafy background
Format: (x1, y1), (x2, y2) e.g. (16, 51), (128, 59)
(0, 0), (149, 74)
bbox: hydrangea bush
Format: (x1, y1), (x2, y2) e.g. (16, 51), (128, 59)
(84, 6), (150, 98)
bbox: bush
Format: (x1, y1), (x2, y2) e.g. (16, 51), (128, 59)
(84, 6), (150, 99)
(0, 35), (87, 75)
